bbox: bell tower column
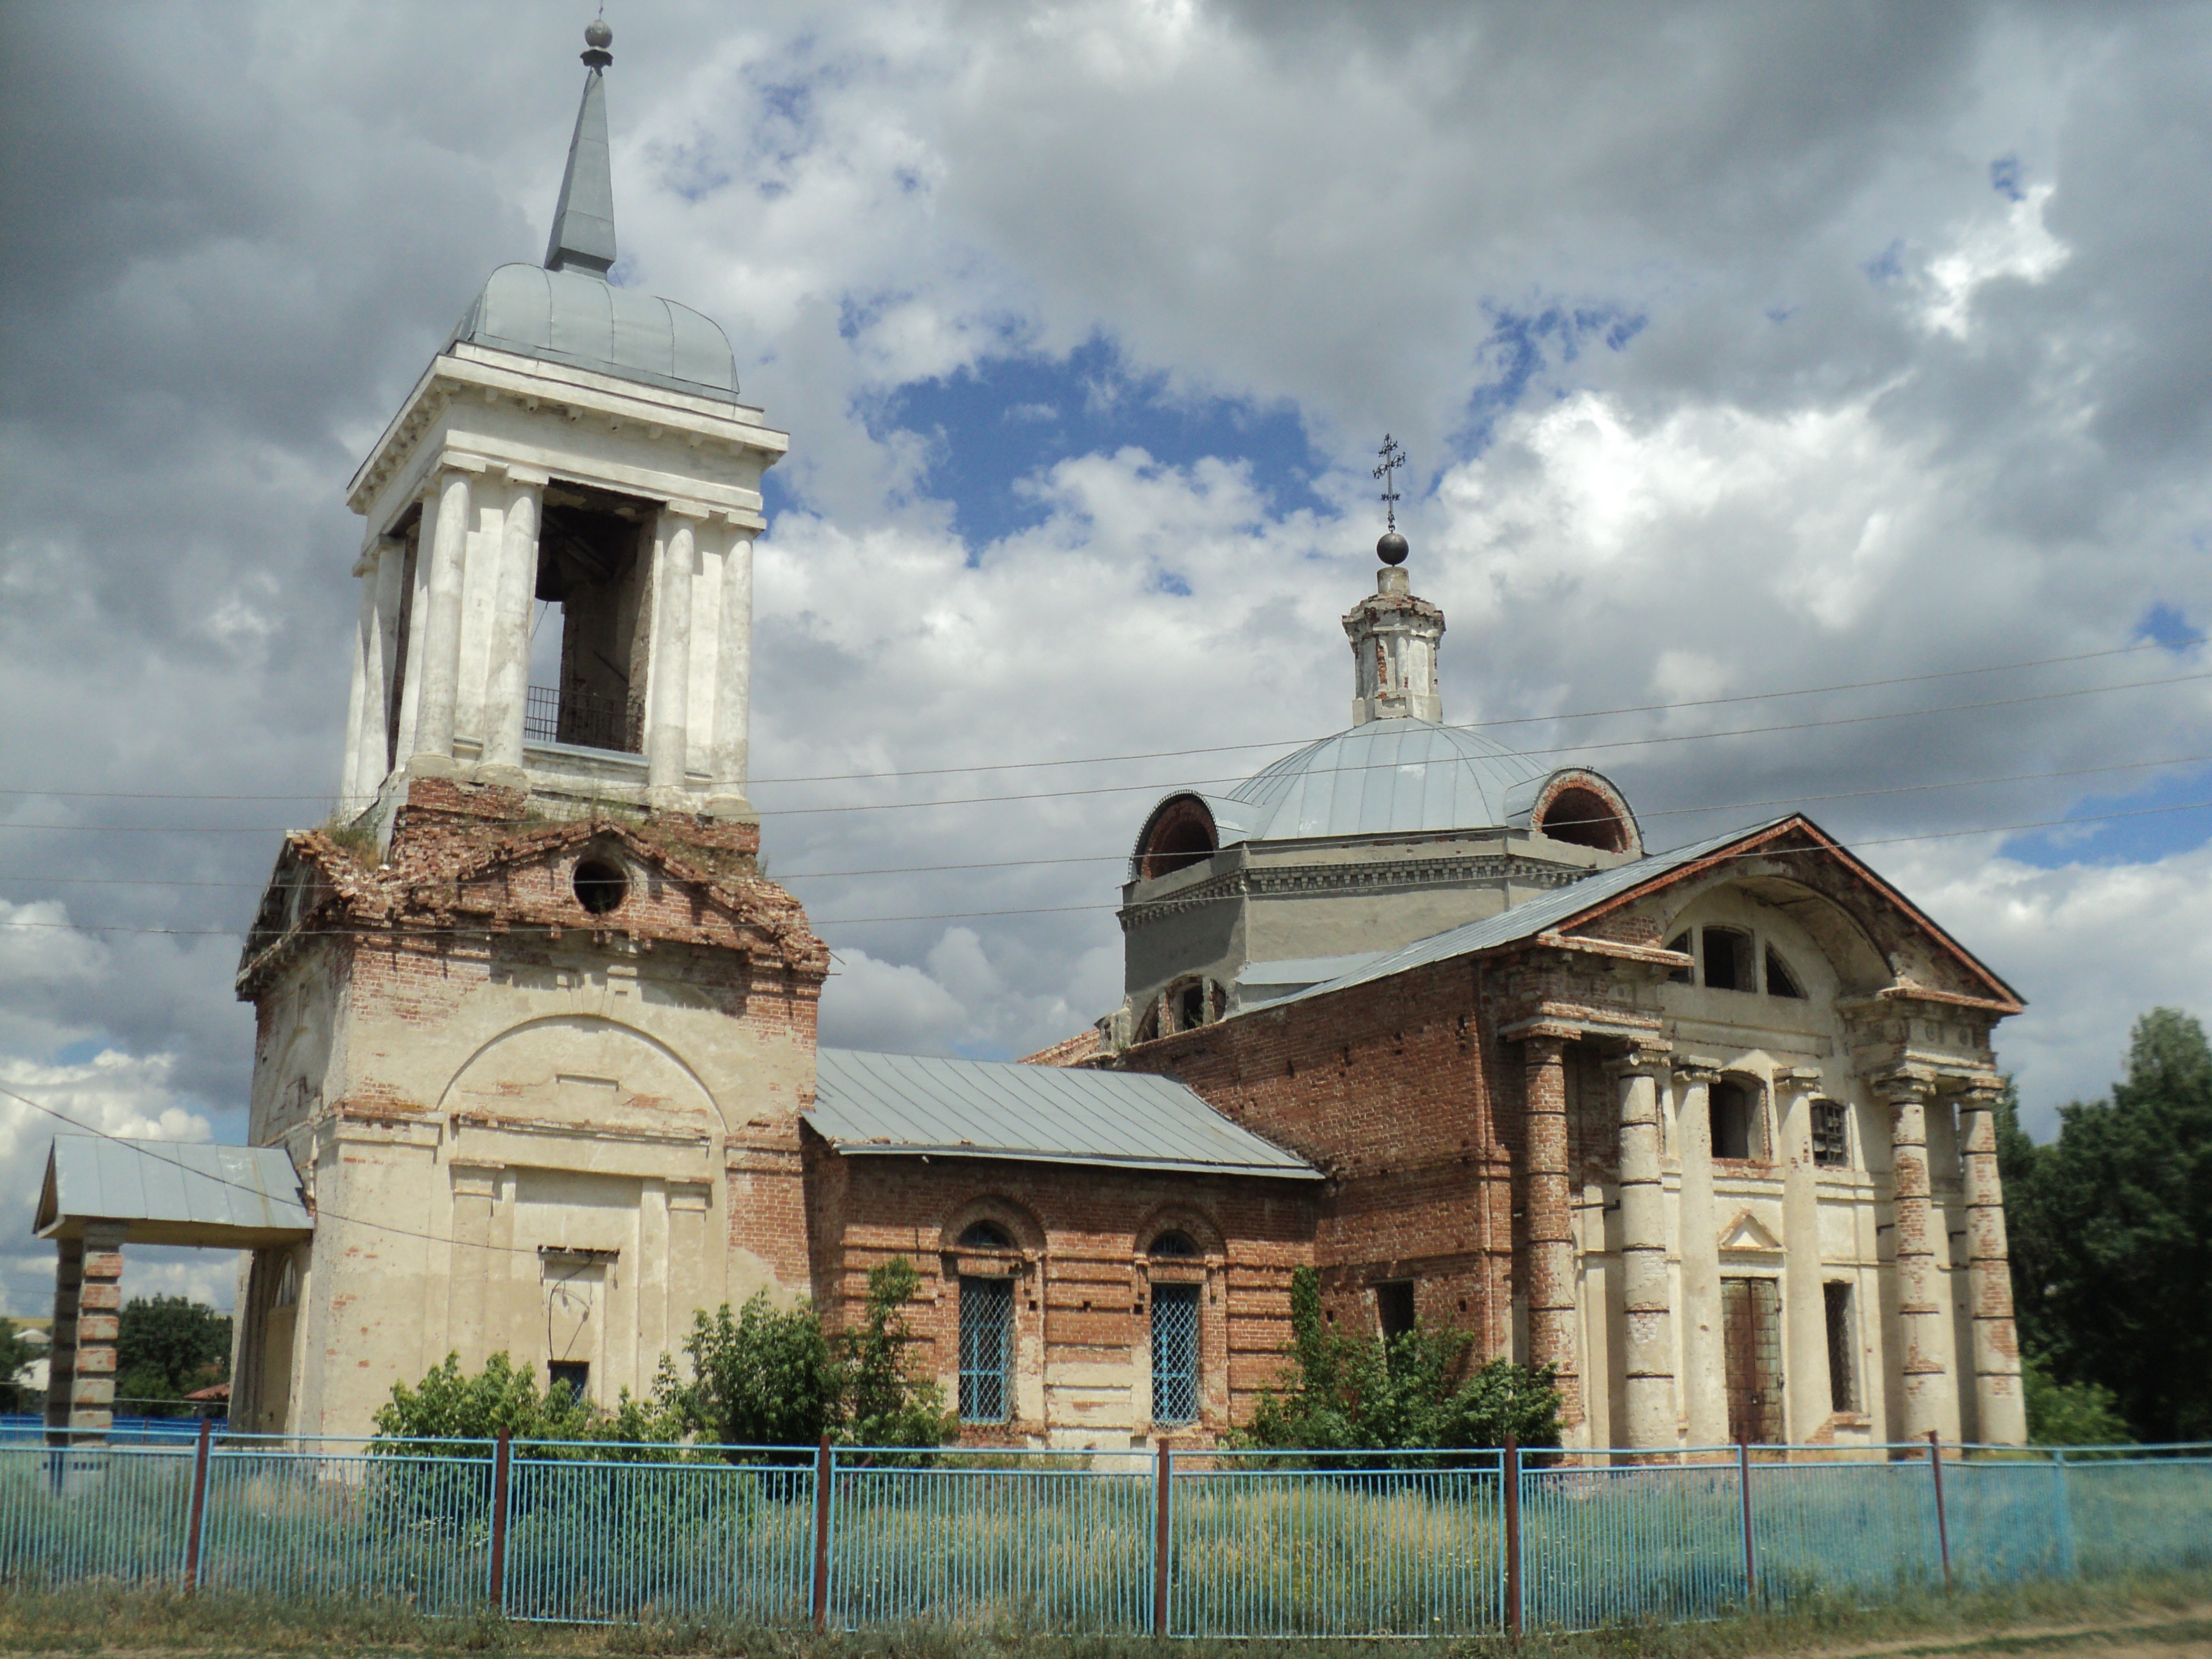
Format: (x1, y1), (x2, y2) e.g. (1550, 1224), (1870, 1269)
(410, 462), (478, 774)
(479, 469), (546, 784)
(707, 524), (755, 818)
(647, 504), (702, 806)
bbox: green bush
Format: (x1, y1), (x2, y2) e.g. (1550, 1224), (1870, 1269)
(1232, 1266), (1559, 1459)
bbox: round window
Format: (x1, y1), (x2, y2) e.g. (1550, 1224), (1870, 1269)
(572, 857), (629, 915)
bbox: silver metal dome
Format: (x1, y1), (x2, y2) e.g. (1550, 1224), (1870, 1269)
(450, 263), (741, 403)
(1223, 717), (1547, 841)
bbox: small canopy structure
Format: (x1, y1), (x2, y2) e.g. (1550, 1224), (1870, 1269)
(35, 1136), (313, 1248)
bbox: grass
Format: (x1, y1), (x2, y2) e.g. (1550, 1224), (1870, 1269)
(0, 1569), (2203, 1658)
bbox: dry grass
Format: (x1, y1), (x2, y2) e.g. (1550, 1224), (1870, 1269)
(0, 1571), (2205, 1658)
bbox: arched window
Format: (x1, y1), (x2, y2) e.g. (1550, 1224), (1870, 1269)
(1136, 796), (1219, 881)
(958, 1275), (1013, 1423)
(1764, 946), (1806, 999)
(1150, 1229), (1199, 1258)
(1710, 1077), (1765, 1161)
(1702, 926), (1755, 992)
(1665, 931), (1694, 985)
(958, 1219), (1014, 1250)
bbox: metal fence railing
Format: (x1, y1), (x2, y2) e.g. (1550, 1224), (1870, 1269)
(0, 1428), (2205, 1635)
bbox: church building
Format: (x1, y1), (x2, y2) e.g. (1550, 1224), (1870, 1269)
(221, 25), (2028, 1457)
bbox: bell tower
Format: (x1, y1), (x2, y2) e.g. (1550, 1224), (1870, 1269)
(338, 19), (784, 828)
(232, 23), (827, 1439)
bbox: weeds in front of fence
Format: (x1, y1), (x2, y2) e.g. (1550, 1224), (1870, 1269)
(0, 1567), (2206, 1656)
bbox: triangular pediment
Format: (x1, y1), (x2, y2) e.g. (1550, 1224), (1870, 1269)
(1718, 1208), (1783, 1254)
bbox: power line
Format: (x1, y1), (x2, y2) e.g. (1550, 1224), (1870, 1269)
(4, 747), (2210, 889)
(5, 665), (2210, 833)
(0, 635), (2201, 804)
(6, 794), (2209, 937)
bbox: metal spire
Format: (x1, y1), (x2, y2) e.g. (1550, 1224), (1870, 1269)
(1373, 434), (1409, 565)
(545, 19), (617, 277)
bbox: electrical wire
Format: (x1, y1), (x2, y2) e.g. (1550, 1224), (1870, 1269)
(3, 747), (2210, 888)
(4, 793), (2208, 937)
(0, 635), (2201, 802)
(4, 665), (2210, 833)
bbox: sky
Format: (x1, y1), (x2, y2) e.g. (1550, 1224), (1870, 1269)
(3, 1), (2210, 1314)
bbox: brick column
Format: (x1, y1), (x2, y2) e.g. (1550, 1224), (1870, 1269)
(1882, 1075), (1947, 1444)
(44, 1222), (124, 1445)
(1957, 1083), (2027, 1446)
(1613, 1048), (1674, 1455)
(1522, 1035), (1580, 1427)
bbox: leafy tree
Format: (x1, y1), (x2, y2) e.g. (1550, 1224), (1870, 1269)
(831, 1257), (956, 1452)
(2003, 1009), (2212, 1442)
(1234, 1267), (1559, 1460)
(0, 1319), (39, 1415)
(2022, 1353), (2132, 1447)
(115, 1296), (231, 1417)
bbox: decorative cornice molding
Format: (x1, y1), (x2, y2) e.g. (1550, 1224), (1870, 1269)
(1119, 853), (1587, 931)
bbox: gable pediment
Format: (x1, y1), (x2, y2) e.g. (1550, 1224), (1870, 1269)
(1718, 1208), (1783, 1254)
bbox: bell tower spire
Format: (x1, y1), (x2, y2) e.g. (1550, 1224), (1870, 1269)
(545, 20), (618, 276)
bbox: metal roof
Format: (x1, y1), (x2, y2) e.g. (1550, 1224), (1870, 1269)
(34, 1137), (314, 1248)
(452, 265), (741, 403)
(1219, 717), (1549, 843)
(810, 1050), (1318, 1180)
(1282, 822), (1775, 1004)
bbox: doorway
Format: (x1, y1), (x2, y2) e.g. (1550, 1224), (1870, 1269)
(1721, 1276), (1785, 1445)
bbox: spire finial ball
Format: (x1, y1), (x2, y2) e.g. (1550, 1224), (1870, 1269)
(1377, 531), (1408, 566)
(585, 18), (613, 49)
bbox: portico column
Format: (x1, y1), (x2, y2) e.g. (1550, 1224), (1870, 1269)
(1777, 1070), (1828, 1442)
(339, 556), (374, 808)
(1521, 1035), (1582, 1428)
(1674, 1061), (1728, 1448)
(479, 472), (544, 782)
(1882, 1075), (1947, 1444)
(410, 465), (476, 773)
(348, 538), (403, 804)
(45, 1222), (124, 1446)
(1957, 1083), (2028, 1446)
(706, 525), (755, 819)
(647, 506), (700, 805)
(1613, 1047), (1675, 1455)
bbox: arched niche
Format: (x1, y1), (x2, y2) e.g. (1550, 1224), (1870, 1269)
(1660, 873), (1892, 999)
(436, 1014), (721, 1135)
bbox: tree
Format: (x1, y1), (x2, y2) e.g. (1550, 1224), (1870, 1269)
(2004, 1009), (2212, 1442)
(1234, 1267), (1559, 1460)
(114, 1296), (231, 1416)
(0, 1319), (38, 1415)
(2022, 1354), (2132, 1447)
(372, 1350), (680, 1456)
(831, 1258), (956, 1451)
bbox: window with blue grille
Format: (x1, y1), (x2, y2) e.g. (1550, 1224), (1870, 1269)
(958, 1276), (1013, 1423)
(1151, 1283), (1201, 1425)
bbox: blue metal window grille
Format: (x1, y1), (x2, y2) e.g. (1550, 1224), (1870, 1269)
(958, 1276), (1012, 1423)
(1151, 1284), (1201, 1425)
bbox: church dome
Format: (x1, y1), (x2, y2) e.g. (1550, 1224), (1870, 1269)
(451, 264), (741, 404)
(1226, 717), (1547, 841)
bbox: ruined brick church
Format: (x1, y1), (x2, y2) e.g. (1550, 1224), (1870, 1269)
(227, 25), (2028, 1455)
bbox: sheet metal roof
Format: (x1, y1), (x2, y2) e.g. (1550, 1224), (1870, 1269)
(452, 265), (741, 403)
(811, 1050), (1318, 1180)
(1283, 822), (1773, 1004)
(35, 1137), (314, 1248)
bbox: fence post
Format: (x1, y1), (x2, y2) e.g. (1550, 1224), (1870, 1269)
(182, 1415), (212, 1593)
(812, 1434), (833, 1631)
(489, 1429), (511, 1613)
(1504, 1432), (1522, 1639)
(1154, 1441), (1172, 1636)
(1738, 1436), (1757, 1605)
(2051, 1448), (2077, 1578)
(1927, 1430), (1952, 1592)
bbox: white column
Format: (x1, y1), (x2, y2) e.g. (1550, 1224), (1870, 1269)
(647, 507), (698, 805)
(1882, 1074), (1947, 1445)
(410, 465), (475, 774)
(479, 473), (543, 784)
(1674, 1061), (1728, 1448)
(1957, 1083), (2028, 1446)
(707, 526), (755, 818)
(1777, 1070), (1829, 1442)
(1614, 1048), (1675, 1455)
(338, 558), (372, 811)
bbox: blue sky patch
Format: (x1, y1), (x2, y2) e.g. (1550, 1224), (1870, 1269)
(1990, 154), (2026, 203)
(1457, 301), (1647, 455)
(1864, 239), (1907, 284)
(2001, 763), (2212, 868)
(868, 335), (1324, 550)
(2136, 601), (2203, 653)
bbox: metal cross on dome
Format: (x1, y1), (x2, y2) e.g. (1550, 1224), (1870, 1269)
(1373, 434), (1406, 531)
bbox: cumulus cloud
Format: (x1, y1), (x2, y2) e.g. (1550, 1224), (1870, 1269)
(3, 0), (2210, 1201)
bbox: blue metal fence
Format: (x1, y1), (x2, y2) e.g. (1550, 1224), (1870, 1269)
(0, 1434), (2204, 1635)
